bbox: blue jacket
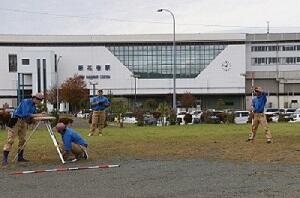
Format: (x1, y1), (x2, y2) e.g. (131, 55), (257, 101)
(252, 92), (267, 113)
(61, 128), (87, 151)
(90, 96), (110, 111)
(13, 99), (36, 118)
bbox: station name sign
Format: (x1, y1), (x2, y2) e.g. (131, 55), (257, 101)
(77, 64), (111, 80)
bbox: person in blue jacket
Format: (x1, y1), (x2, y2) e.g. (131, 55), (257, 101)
(246, 86), (273, 144)
(2, 93), (44, 167)
(88, 89), (110, 136)
(55, 122), (88, 161)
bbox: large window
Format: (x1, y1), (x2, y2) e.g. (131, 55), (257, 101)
(252, 57), (300, 65)
(106, 43), (226, 79)
(8, 54), (17, 72)
(251, 44), (300, 52)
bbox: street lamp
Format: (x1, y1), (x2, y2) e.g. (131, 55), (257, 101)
(131, 74), (140, 111)
(56, 56), (62, 111)
(157, 8), (176, 111)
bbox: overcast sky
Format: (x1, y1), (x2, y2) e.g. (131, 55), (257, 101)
(1, 0), (300, 35)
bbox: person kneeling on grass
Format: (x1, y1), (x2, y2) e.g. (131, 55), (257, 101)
(55, 122), (88, 162)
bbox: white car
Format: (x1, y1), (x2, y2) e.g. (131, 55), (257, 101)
(122, 117), (137, 124)
(176, 112), (187, 125)
(234, 111), (250, 124)
(289, 113), (300, 122)
(191, 110), (202, 124)
(283, 108), (296, 120)
(264, 108), (284, 122)
(76, 110), (90, 118)
(122, 112), (137, 124)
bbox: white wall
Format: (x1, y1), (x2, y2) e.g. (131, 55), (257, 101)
(0, 45), (246, 107)
(18, 50), (56, 94)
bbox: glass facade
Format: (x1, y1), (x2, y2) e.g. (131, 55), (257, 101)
(251, 57), (300, 65)
(106, 43), (227, 79)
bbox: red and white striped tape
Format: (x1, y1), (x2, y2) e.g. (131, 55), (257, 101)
(10, 164), (120, 175)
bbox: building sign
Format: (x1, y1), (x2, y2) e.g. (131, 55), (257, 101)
(78, 64), (111, 80)
(86, 75), (99, 80)
(85, 75), (111, 79)
(100, 75), (110, 79)
(77, 64), (110, 72)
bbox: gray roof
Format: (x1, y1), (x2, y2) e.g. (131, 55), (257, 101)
(0, 33), (245, 43)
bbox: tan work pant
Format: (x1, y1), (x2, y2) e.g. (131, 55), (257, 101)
(3, 119), (27, 151)
(61, 143), (87, 160)
(249, 113), (272, 140)
(89, 111), (106, 135)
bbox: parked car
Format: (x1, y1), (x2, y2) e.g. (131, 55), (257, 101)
(176, 112), (186, 125)
(191, 110), (202, 124)
(75, 109), (91, 118)
(204, 110), (224, 124)
(283, 108), (296, 121)
(289, 113), (300, 122)
(264, 108), (284, 122)
(122, 112), (137, 124)
(144, 116), (157, 125)
(4, 107), (15, 115)
(234, 111), (250, 124)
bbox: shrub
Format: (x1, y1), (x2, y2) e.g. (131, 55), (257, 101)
(134, 111), (144, 126)
(224, 112), (235, 123)
(169, 111), (177, 125)
(183, 113), (192, 124)
(152, 111), (161, 119)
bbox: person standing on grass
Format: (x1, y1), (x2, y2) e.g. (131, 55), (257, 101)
(88, 89), (110, 136)
(55, 122), (88, 162)
(2, 93), (44, 167)
(246, 86), (273, 144)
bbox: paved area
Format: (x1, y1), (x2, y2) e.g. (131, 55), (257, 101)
(1, 158), (300, 198)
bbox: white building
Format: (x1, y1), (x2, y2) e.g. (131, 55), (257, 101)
(0, 33), (299, 111)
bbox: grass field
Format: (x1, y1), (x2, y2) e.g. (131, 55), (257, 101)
(1, 122), (300, 165)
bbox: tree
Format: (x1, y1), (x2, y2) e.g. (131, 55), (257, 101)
(180, 92), (196, 112)
(60, 74), (89, 113)
(110, 98), (128, 127)
(156, 102), (171, 126)
(142, 98), (158, 112)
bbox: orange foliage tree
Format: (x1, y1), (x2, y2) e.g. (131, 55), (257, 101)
(60, 74), (89, 113)
(179, 92), (196, 112)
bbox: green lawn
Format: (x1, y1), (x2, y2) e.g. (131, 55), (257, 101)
(1, 122), (300, 165)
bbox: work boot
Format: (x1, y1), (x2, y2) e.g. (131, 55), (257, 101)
(2, 151), (9, 167)
(17, 149), (29, 162)
(266, 139), (272, 144)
